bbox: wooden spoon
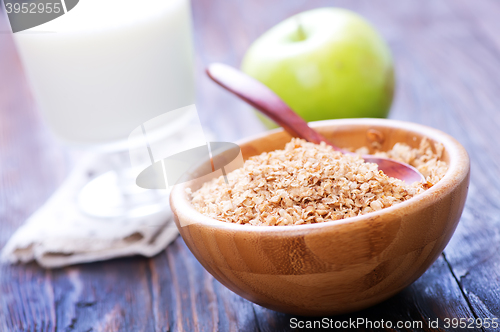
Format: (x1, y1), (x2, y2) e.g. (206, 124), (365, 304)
(206, 63), (425, 183)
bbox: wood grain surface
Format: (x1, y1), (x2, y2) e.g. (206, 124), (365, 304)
(0, 0), (499, 331)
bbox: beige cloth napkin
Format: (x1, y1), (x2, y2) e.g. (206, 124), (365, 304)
(1, 156), (179, 268)
(1, 107), (216, 268)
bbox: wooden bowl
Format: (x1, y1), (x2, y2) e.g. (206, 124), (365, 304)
(170, 118), (470, 316)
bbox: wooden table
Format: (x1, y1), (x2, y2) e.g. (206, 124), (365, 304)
(1, 0), (499, 331)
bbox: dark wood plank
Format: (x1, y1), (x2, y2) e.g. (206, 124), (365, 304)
(51, 259), (158, 332)
(414, 0), (500, 324)
(363, 0), (500, 326)
(0, 264), (56, 332)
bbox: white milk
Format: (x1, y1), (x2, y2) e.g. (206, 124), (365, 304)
(13, 0), (195, 146)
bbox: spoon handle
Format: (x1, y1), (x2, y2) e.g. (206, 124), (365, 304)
(206, 63), (339, 150)
(206, 63), (424, 183)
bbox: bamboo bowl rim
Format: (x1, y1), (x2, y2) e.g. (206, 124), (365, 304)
(170, 118), (470, 234)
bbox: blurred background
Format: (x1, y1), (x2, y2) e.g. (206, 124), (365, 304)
(191, 0), (496, 146)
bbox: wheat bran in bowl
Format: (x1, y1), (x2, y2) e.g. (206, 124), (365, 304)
(172, 119), (470, 316)
(190, 137), (448, 226)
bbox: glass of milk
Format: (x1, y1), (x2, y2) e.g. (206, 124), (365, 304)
(11, 0), (198, 218)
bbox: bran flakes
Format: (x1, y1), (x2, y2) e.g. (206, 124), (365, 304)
(189, 138), (448, 226)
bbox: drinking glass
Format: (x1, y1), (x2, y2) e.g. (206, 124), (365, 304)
(9, 0), (199, 218)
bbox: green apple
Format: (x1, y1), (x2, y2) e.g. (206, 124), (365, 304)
(241, 8), (394, 127)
